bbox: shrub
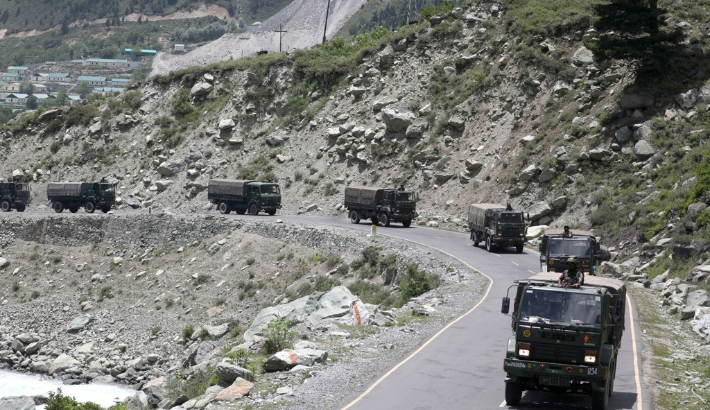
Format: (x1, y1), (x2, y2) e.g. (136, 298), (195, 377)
(46, 390), (128, 410)
(65, 104), (99, 127)
(171, 88), (193, 118)
(182, 324), (195, 340)
(263, 318), (296, 354)
(398, 263), (440, 304)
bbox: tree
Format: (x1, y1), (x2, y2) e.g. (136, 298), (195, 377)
(20, 79), (34, 95)
(26, 95), (38, 110)
(588, 0), (684, 66)
(56, 89), (68, 106)
(78, 82), (92, 99)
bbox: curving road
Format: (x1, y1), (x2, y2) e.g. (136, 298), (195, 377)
(2, 210), (650, 409)
(243, 214), (650, 410)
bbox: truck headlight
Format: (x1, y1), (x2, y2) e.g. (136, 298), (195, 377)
(518, 342), (530, 357)
(584, 350), (597, 363)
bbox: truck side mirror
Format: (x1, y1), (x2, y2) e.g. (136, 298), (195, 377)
(501, 297), (510, 314)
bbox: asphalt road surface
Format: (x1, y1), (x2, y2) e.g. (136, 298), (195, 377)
(4, 210), (650, 410)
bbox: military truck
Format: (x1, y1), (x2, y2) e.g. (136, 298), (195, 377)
(501, 272), (626, 410)
(0, 177), (31, 212)
(47, 181), (116, 213)
(208, 179), (281, 215)
(344, 186), (417, 227)
(539, 226), (601, 275)
(468, 203), (527, 253)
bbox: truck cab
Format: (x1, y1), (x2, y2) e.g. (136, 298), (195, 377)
(539, 226), (601, 275)
(502, 272), (626, 410)
(0, 177), (31, 212)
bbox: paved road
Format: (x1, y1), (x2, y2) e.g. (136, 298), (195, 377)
(3, 210), (650, 409)
(251, 214), (650, 410)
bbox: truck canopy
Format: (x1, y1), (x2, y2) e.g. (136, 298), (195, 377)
(208, 179), (255, 196)
(344, 186), (387, 205)
(523, 272), (625, 296)
(47, 182), (83, 197)
(545, 228), (595, 238)
(468, 203), (505, 224)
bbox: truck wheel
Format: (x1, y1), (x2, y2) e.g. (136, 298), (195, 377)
(486, 236), (493, 252)
(219, 202), (230, 214)
(69, 206), (79, 213)
(378, 212), (390, 227)
(349, 210), (360, 224)
(516, 243), (524, 253)
(0, 200), (10, 212)
(15, 204), (25, 212)
(505, 380), (522, 405)
(85, 202), (96, 213)
(101, 206), (111, 213)
(402, 219), (412, 228)
(472, 232), (480, 247)
(53, 201), (64, 213)
(267, 209), (276, 216)
(591, 374), (610, 410)
(248, 203), (259, 215)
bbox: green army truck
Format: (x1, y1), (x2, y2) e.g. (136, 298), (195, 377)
(0, 177), (31, 212)
(208, 179), (281, 215)
(468, 203), (527, 253)
(47, 181), (116, 213)
(344, 186), (417, 227)
(539, 226), (601, 276)
(501, 272), (626, 410)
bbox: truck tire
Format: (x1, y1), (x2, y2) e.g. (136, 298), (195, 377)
(15, 204), (25, 212)
(378, 212), (390, 227)
(85, 201), (96, 213)
(267, 209), (276, 216)
(472, 232), (480, 247)
(219, 202), (230, 214)
(349, 210), (360, 224)
(402, 219), (412, 228)
(516, 243), (524, 253)
(248, 203), (259, 215)
(486, 236), (493, 252)
(69, 206), (79, 213)
(591, 374), (610, 410)
(505, 380), (522, 405)
(53, 201), (64, 213)
(0, 200), (10, 212)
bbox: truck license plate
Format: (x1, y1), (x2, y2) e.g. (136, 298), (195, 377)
(539, 375), (571, 387)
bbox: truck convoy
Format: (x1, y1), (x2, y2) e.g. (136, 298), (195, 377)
(47, 181), (116, 213)
(468, 203), (527, 252)
(0, 177), (31, 212)
(501, 272), (626, 410)
(344, 186), (417, 227)
(539, 226), (601, 275)
(208, 179), (281, 215)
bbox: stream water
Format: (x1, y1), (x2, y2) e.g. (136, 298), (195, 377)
(0, 369), (136, 409)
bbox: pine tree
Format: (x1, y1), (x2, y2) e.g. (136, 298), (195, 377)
(588, 0), (684, 65)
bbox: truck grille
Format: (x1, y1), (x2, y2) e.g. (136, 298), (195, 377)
(530, 343), (585, 365)
(500, 226), (523, 237)
(540, 330), (577, 342)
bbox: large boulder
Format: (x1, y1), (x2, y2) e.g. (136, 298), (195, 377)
(588, 148), (612, 161)
(0, 397), (35, 410)
(538, 168), (557, 183)
(572, 47), (594, 66)
(263, 348), (328, 372)
(157, 160), (184, 177)
(190, 82), (213, 97)
(0, 257), (9, 269)
(67, 315), (93, 333)
(216, 378), (254, 401)
(687, 290), (710, 308)
(381, 108), (415, 132)
(527, 202), (554, 221)
(634, 140), (656, 160)
(688, 265), (710, 283)
(49, 353), (80, 374)
(216, 361), (254, 383)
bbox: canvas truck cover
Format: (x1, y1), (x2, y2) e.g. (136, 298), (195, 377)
(468, 203), (506, 226)
(524, 272), (625, 296)
(47, 182), (83, 197)
(208, 179), (255, 196)
(344, 186), (385, 205)
(545, 228), (595, 237)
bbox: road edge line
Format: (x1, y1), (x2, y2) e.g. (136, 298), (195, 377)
(626, 295), (643, 410)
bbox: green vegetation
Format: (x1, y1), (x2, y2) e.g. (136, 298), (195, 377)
(166, 367), (219, 401)
(45, 390), (127, 410)
(263, 318), (296, 354)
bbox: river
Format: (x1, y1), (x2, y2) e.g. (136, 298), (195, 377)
(0, 370), (136, 409)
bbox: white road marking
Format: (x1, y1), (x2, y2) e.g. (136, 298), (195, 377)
(499, 400), (507, 407)
(528, 270), (536, 274)
(511, 262), (519, 266)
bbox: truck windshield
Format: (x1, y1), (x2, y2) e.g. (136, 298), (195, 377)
(548, 238), (591, 257)
(498, 212), (523, 223)
(520, 289), (601, 328)
(396, 192), (413, 201)
(100, 184), (114, 192)
(260, 185), (280, 194)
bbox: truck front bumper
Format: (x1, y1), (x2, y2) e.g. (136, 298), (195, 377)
(504, 358), (608, 386)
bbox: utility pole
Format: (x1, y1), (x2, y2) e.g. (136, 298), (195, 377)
(275, 24), (287, 53)
(322, 0), (331, 44)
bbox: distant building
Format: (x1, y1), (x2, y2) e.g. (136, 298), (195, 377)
(7, 66), (29, 75)
(1, 82), (20, 92)
(1, 72), (19, 82)
(84, 58), (130, 68)
(77, 76), (107, 86)
(4, 93), (28, 105)
(31, 73), (70, 83)
(94, 87), (124, 95)
(124, 49), (157, 56)
(110, 78), (131, 87)
(174, 44), (185, 54)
